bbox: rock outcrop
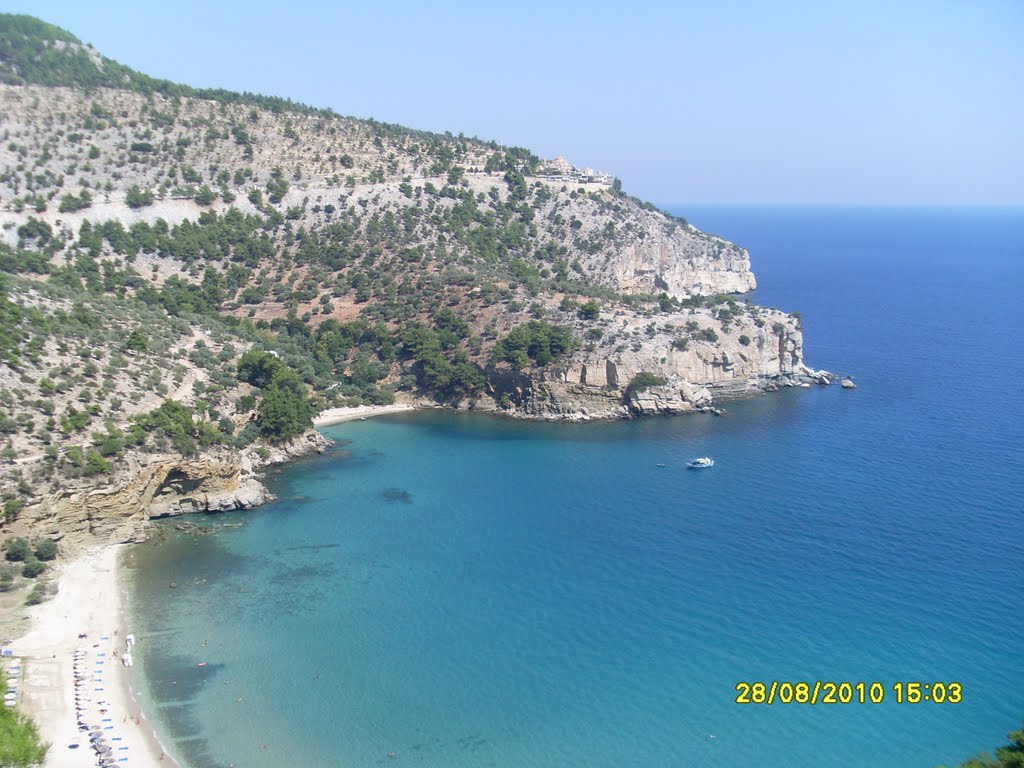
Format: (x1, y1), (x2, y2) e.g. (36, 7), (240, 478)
(10, 431), (332, 548)
(585, 220), (756, 298)
(491, 306), (833, 421)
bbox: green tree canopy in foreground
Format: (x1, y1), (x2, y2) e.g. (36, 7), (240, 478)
(0, 675), (48, 767)
(941, 721), (1024, 768)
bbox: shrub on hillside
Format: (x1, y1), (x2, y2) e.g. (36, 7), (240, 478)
(3, 537), (29, 562)
(21, 557), (45, 578)
(624, 372), (668, 400)
(34, 539), (58, 561)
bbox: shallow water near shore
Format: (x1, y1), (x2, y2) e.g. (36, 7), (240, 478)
(126, 206), (1024, 768)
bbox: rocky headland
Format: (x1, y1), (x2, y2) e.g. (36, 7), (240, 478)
(0, 15), (833, 547)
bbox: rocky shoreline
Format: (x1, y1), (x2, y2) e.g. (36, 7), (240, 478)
(481, 364), (835, 422)
(16, 369), (844, 544)
(7, 431), (333, 551)
(6, 367), (840, 547)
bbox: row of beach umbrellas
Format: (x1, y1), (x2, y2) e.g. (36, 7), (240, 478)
(73, 645), (129, 764)
(4, 658), (20, 707)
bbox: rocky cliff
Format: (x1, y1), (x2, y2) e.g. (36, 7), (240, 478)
(0, 16), (832, 548)
(7, 431), (331, 550)
(487, 303), (829, 420)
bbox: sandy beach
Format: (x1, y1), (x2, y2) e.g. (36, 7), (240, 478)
(313, 402), (419, 427)
(9, 545), (177, 768)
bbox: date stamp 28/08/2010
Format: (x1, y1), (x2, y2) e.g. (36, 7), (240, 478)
(734, 681), (963, 705)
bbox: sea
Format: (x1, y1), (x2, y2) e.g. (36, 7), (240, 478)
(125, 206), (1024, 768)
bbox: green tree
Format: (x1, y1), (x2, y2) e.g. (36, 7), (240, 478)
(624, 372), (668, 399)
(132, 400), (220, 456)
(578, 300), (600, 320)
(256, 367), (314, 441)
(3, 497), (23, 523)
(124, 328), (148, 353)
(0, 682), (48, 767)
(941, 720), (1024, 767)
(21, 557), (45, 578)
(4, 537), (30, 562)
(193, 185), (217, 206)
(33, 539), (57, 561)
(82, 451), (110, 476)
(492, 321), (574, 369)
(237, 350), (284, 388)
(57, 190), (91, 212)
(125, 185), (154, 208)
(266, 168), (289, 204)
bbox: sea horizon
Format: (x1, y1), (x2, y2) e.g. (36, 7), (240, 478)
(659, 202), (1024, 210)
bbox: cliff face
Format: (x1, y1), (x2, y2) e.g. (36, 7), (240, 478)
(489, 306), (828, 420)
(553, 198), (757, 298)
(9, 432), (331, 549)
(0, 20), (833, 548)
(609, 235), (756, 298)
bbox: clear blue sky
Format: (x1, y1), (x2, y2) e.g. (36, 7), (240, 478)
(7, 0), (1023, 205)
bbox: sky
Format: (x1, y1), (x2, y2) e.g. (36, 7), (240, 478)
(5, 0), (1023, 205)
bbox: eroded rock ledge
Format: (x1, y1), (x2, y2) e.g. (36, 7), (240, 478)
(481, 307), (833, 421)
(14, 431), (332, 549)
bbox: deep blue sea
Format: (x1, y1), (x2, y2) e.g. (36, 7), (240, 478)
(126, 206), (1024, 768)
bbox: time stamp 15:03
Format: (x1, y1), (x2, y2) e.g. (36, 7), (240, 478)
(734, 681), (963, 705)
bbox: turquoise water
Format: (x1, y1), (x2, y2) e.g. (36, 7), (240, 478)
(126, 206), (1024, 768)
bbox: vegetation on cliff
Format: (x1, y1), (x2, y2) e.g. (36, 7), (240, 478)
(0, 14), (805, 532)
(939, 721), (1024, 768)
(0, 13), (331, 118)
(0, 660), (48, 767)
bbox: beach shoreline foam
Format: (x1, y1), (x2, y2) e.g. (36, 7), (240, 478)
(10, 544), (179, 768)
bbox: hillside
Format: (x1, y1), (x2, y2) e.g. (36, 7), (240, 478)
(0, 14), (826, 545)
